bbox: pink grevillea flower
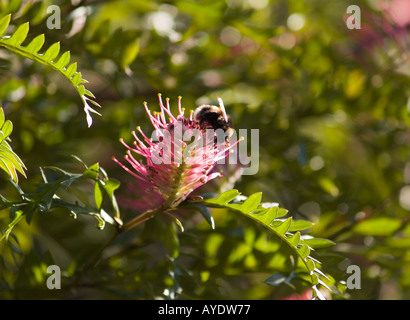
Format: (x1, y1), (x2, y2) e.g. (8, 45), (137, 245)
(116, 178), (165, 213)
(113, 95), (241, 209)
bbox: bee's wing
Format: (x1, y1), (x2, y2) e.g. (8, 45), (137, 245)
(217, 97), (228, 122)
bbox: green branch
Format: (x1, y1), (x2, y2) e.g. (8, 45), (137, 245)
(194, 189), (335, 299)
(0, 14), (101, 127)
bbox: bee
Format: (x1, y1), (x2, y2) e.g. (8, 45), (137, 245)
(193, 97), (234, 141)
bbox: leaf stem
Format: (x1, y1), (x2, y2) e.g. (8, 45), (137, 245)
(120, 207), (162, 232)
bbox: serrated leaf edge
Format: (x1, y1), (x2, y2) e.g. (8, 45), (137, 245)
(201, 190), (331, 297)
(0, 14), (100, 127)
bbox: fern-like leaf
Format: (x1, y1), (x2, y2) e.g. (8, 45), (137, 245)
(0, 14), (101, 127)
(197, 189), (334, 299)
(0, 107), (26, 183)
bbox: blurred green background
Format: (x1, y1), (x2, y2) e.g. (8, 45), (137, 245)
(1, 0), (410, 300)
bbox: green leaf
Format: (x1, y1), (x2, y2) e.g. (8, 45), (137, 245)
(83, 162), (100, 179)
(71, 72), (82, 87)
(71, 154), (88, 169)
(199, 190), (331, 295)
(0, 209), (23, 242)
(297, 244), (310, 260)
(1, 120), (13, 139)
(37, 183), (61, 211)
(287, 231), (301, 247)
(42, 41), (60, 61)
(353, 217), (402, 236)
(301, 237), (336, 249)
(198, 205), (215, 229)
(181, 204), (215, 229)
(53, 50), (70, 69)
(64, 62), (77, 78)
(318, 177), (339, 197)
(2, 0), (22, 15)
(101, 178), (120, 213)
(305, 258), (316, 272)
(94, 182), (103, 210)
(252, 207), (277, 226)
(386, 237), (410, 249)
(264, 273), (292, 287)
(42, 166), (82, 185)
(272, 217), (292, 235)
(0, 157), (17, 182)
(102, 178), (120, 195)
(0, 16), (101, 127)
(35, 162), (119, 229)
(289, 219), (314, 232)
(206, 189), (241, 205)
(0, 141), (26, 170)
(0, 107), (5, 128)
(77, 85), (85, 96)
(0, 14), (11, 36)
(121, 37), (139, 69)
(7, 22), (28, 47)
(276, 207), (289, 218)
(84, 89), (95, 98)
(25, 34), (44, 54)
(229, 192), (261, 212)
(310, 273), (319, 285)
(163, 210), (184, 232)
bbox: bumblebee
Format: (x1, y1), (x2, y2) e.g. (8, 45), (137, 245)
(193, 97), (233, 139)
